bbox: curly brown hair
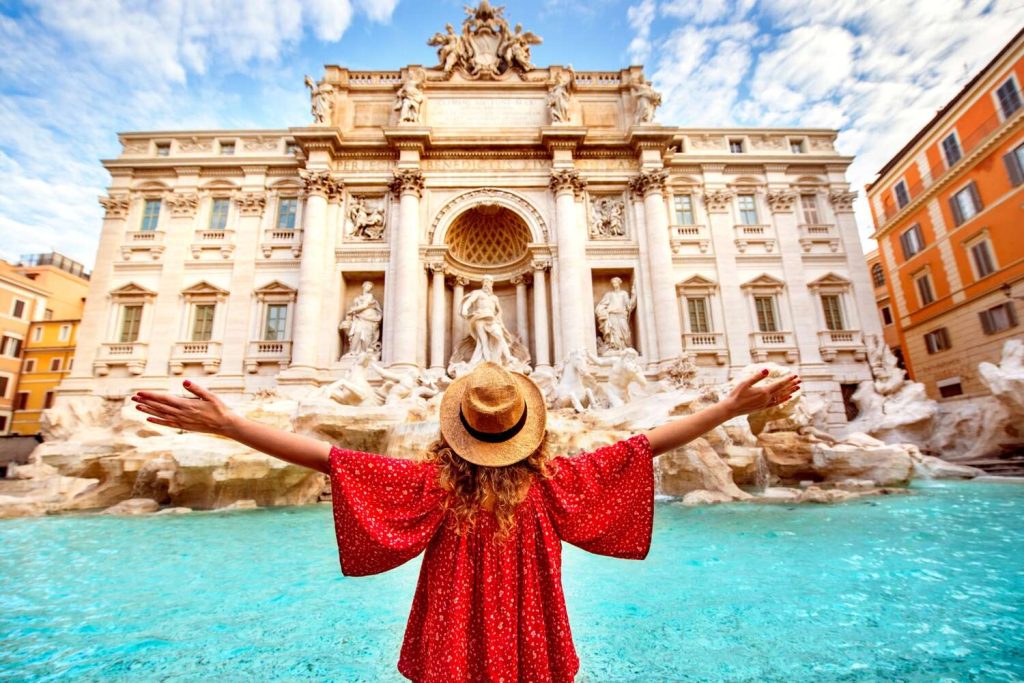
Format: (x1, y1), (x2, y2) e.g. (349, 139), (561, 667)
(424, 432), (554, 543)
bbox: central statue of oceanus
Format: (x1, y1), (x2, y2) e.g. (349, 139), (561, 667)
(447, 275), (531, 376)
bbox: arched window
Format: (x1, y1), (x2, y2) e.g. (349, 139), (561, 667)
(871, 263), (885, 287)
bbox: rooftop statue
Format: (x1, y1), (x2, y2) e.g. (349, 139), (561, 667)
(304, 75), (333, 125)
(426, 1), (543, 80)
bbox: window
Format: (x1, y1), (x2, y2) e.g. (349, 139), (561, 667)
(941, 133), (962, 167)
(11, 299), (26, 319)
(799, 194), (820, 224)
(119, 305), (143, 343)
(0, 376), (7, 397)
(276, 197), (298, 230)
(821, 294), (845, 331)
(2, 336), (22, 357)
(209, 198), (230, 230)
(68, 357), (73, 371)
(155, 142), (170, 157)
(754, 296), (778, 332)
(924, 327), (951, 353)
(729, 139), (745, 153)
(937, 378), (964, 398)
(191, 304), (215, 342)
(1004, 143), (1024, 187)
(880, 305), (893, 326)
(899, 224), (925, 259)
(789, 138), (806, 154)
(264, 304), (288, 341)
(43, 391), (54, 410)
(687, 297), (710, 333)
(893, 180), (910, 209)
(59, 325), (71, 342)
(140, 199), (161, 231)
(969, 239), (996, 279)
(0, 415), (6, 432)
(673, 194), (694, 225)
(979, 302), (1019, 334)
(32, 327), (42, 342)
(43, 308), (53, 321)
(996, 77), (1022, 119)
(49, 357), (61, 372)
(949, 182), (982, 226)
(219, 141), (235, 155)
(285, 142), (299, 155)
(871, 263), (885, 287)
(737, 194), (758, 224)
(15, 392), (28, 410)
(23, 358), (35, 373)
(915, 272), (935, 306)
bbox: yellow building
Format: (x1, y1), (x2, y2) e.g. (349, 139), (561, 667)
(1, 253), (90, 435)
(10, 320), (80, 435)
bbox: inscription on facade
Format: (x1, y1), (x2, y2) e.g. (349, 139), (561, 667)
(428, 97), (547, 128)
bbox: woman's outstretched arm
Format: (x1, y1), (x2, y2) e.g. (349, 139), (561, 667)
(642, 370), (799, 457)
(131, 380), (332, 475)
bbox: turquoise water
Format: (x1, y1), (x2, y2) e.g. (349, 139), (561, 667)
(2, 480), (1023, 682)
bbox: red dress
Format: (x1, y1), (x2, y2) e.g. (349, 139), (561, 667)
(328, 433), (654, 683)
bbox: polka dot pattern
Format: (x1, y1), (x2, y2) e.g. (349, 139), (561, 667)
(329, 433), (654, 682)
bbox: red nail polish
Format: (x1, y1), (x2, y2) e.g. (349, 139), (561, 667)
(183, 380), (191, 386)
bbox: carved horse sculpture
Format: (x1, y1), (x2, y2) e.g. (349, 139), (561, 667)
(549, 348), (600, 413)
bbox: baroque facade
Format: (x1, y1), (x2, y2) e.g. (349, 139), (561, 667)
(59, 4), (879, 428)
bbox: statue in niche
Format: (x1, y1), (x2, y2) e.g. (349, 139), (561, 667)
(339, 282), (383, 359)
(631, 75), (662, 125)
(304, 75), (334, 125)
(546, 68), (574, 124)
(594, 277), (637, 354)
(348, 197), (385, 240)
(589, 348), (648, 408)
(394, 69), (426, 124)
(428, 23), (465, 74)
(501, 23), (542, 71)
(448, 275), (531, 376)
(589, 197), (625, 238)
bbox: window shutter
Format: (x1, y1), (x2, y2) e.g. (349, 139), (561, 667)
(899, 232), (911, 259)
(1005, 151), (1024, 186)
(979, 310), (993, 334)
(948, 195), (963, 226)
(1008, 303), (1020, 327)
(968, 181), (982, 211)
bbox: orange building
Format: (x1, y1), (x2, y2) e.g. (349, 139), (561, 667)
(867, 29), (1024, 400)
(0, 262), (49, 435)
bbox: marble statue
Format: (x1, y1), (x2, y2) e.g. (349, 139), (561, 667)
(589, 197), (625, 238)
(550, 348), (600, 412)
(589, 348), (647, 408)
(394, 69), (425, 124)
(428, 23), (464, 74)
(371, 363), (443, 405)
(632, 75), (662, 125)
(594, 277), (637, 354)
(339, 282), (383, 359)
(321, 351), (381, 406)
(348, 197), (385, 240)
(546, 68), (573, 124)
(501, 23), (542, 71)
(304, 75), (333, 125)
(461, 275), (514, 367)
(979, 339), (1024, 414)
(865, 334), (906, 395)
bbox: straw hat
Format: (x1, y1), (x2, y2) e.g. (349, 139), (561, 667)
(439, 361), (547, 467)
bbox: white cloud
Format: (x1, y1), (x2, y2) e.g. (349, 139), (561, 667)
(631, 0), (1024, 247)
(627, 0), (656, 64)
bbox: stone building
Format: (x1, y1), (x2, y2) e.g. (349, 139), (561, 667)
(58, 4), (879, 428)
(867, 28), (1023, 400)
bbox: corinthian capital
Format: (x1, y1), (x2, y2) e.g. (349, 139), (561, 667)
(234, 192), (267, 217)
(549, 169), (586, 197)
(828, 189), (857, 213)
(389, 169), (425, 198)
(702, 188), (735, 213)
(766, 190), (797, 214)
(628, 169), (668, 198)
(99, 194), (130, 219)
(299, 169), (340, 198)
(165, 192), (200, 218)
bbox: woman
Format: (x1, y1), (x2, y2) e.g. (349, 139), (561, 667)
(131, 362), (798, 682)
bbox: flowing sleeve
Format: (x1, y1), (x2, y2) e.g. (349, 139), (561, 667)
(328, 446), (446, 577)
(538, 433), (654, 560)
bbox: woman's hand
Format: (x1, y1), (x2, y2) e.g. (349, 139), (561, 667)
(131, 380), (238, 436)
(721, 369), (800, 418)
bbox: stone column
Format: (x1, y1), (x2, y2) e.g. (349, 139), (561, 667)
(428, 262), (446, 371)
(631, 170), (683, 363)
(532, 259), (551, 368)
(288, 170), (336, 374)
(550, 169), (587, 357)
(388, 169), (425, 370)
(512, 274), (529, 351)
(451, 275), (467, 351)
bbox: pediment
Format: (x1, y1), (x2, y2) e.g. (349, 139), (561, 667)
(181, 280), (229, 296)
(740, 273), (785, 289)
(108, 282), (157, 299)
(807, 272), (851, 288)
(676, 274), (718, 291)
(254, 280), (297, 295)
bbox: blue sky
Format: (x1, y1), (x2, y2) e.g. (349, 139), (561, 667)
(1, 0), (1021, 269)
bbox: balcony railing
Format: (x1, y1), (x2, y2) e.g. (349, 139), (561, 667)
(121, 230), (166, 260)
(876, 106), (1020, 227)
(670, 224), (710, 254)
(261, 228), (302, 258)
(191, 229), (235, 259)
(94, 342), (148, 376)
(170, 340), (222, 374)
(817, 329), (866, 362)
(797, 223), (840, 252)
(682, 332), (727, 365)
(748, 331), (797, 363)
(733, 224), (776, 254)
(244, 340), (292, 373)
